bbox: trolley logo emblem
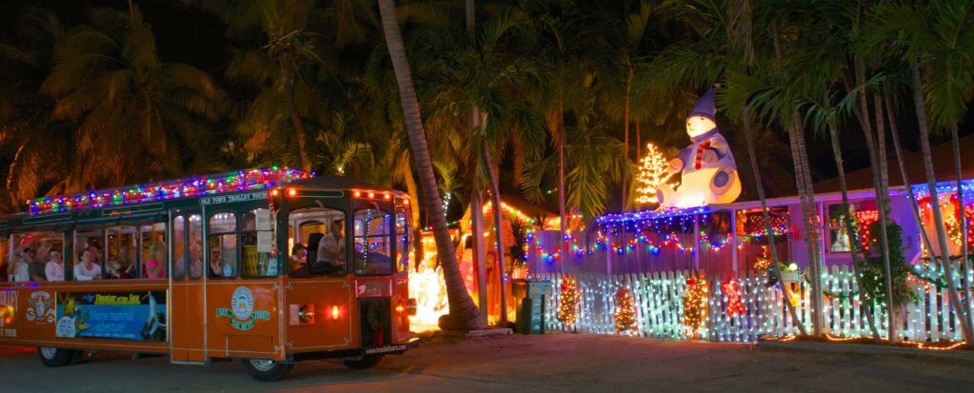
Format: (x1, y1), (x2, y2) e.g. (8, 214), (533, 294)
(27, 292), (56, 324)
(216, 286), (270, 331)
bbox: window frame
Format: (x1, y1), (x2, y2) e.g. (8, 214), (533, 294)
(351, 201), (395, 277)
(104, 225), (139, 280)
(206, 210), (240, 279)
(286, 204), (349, 278)
(240, 208), (278, 278)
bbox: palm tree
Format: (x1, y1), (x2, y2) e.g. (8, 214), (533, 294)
(803, 85), (882, 341)
(189, 0), (337, 172)
(377, 0), (485, 331)
(0, 7), (71, 210)
(865, 0), (974, 346)
(42, 4), (223, 187)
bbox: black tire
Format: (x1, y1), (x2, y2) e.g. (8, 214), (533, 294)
(38, 347), (74, 367)
(342, 354), (383, 370)
(69, 350), (85, 365)
(243, 358), (294, 382)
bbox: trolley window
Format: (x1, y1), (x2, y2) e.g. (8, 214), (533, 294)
(395, 203), (411, 273)
(106, 226), (138, 279)
(288, 207), (346, 277)
(208, 212), (238, 278)
(13, 231), (65, 282)
(172, 217), (186, 280)
(140, 222), (167, 279)
(188, 214), (203, 279)
(241, 208), (278, 278)
(353, 206), (393, 275)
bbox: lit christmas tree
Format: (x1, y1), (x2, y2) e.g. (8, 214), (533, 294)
(557, 277), (579, 324)
(635, 142), (676, 205)
(614, 287), (637, 334)
(683, 275), (709, 334)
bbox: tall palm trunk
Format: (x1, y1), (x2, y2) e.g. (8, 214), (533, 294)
(402, 163), (424, 272)
(773, 28), (822, 335)
(378, 0), (485, 331)
(788, 113), (824, 336)
(886, 90), (936, 265)
(622, 90), (630, 211)
(558, 102), (567, 273)
(950, 122), (973, 322)
(873, 91), (897, 341)
(483, 147), (509, 324)
(827, 119), (881, 341)
(281, 63), (312, 172)
(911, 57), (974, 345)
(742, 107), (806, 336)
(635, 120), (641, 165)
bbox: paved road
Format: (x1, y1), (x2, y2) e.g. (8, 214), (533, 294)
(1, 334), (972, 392)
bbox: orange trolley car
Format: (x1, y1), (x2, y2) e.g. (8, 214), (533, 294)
(0, 168), (417, 381)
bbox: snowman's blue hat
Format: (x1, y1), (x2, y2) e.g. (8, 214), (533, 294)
(688, 88), (717, 123)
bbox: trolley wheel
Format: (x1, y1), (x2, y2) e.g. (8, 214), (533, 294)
(38, 347), (75, 367)
(243, 358), (294, 382)
(341, 354), (383, 370)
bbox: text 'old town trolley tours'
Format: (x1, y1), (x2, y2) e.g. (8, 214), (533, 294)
(0, 168), (418, 381)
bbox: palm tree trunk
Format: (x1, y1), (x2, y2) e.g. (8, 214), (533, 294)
(281, 63), (312, 172)
(871, 91), (897, 342)
(911, 57), (974, 345)
(856, 82), (896, 341)
(622, 91), (630, 211)
(773, 27), (821, 335)
(378, 0), (485, 331)
(483, 146), (509, 324)
(402, 163), (424, 272)
(635, 119), (641, 165)
(886, 90), (937, 266)
(789, 112), (824, 336)
(950, 122), (973, 325)
(742, 106), (807, 336)
(558, 101), (567, 274)
(828, 119), (881, 341)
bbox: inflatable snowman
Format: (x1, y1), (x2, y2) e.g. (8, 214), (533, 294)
(656, 88), (741, 208)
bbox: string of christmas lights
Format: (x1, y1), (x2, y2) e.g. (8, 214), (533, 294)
(28, 167), (311, 215)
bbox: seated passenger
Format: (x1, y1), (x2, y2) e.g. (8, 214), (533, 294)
(289, 243), (308, 277)
(108, 247), (136, 279)
(74, 249), (102, 281)
(144, 242), (167, 279)
(9, 248), (30, 282)
(27, 247), (47, 282)
(45, 249), (64, 282)
(209, 249), (227, 278)
(312, 221), (346, 274)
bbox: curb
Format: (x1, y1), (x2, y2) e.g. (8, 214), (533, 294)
(438, 328), (514, 338)
(758, 339), (974, 362)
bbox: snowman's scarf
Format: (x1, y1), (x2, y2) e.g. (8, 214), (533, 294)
(694, 140), (712, 170)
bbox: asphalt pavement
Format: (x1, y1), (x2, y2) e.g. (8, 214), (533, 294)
(1, 333), (972, 392)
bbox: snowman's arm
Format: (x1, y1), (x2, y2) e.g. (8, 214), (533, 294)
(707, 136), (738, 169)
(669, 147), (693, 173)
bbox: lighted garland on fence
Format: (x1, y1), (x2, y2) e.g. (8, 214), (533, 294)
(614, 286), (637, 334)
(557, 277), (580, 324)
(683, 276), (709, 333)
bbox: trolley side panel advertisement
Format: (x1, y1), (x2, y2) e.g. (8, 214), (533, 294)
(55, 291), (167, 342)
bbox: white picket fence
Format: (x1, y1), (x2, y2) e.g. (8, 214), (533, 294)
(535, 265), (967, 343)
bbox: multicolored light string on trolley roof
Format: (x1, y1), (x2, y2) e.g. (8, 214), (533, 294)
(28, 167), (312, 215)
